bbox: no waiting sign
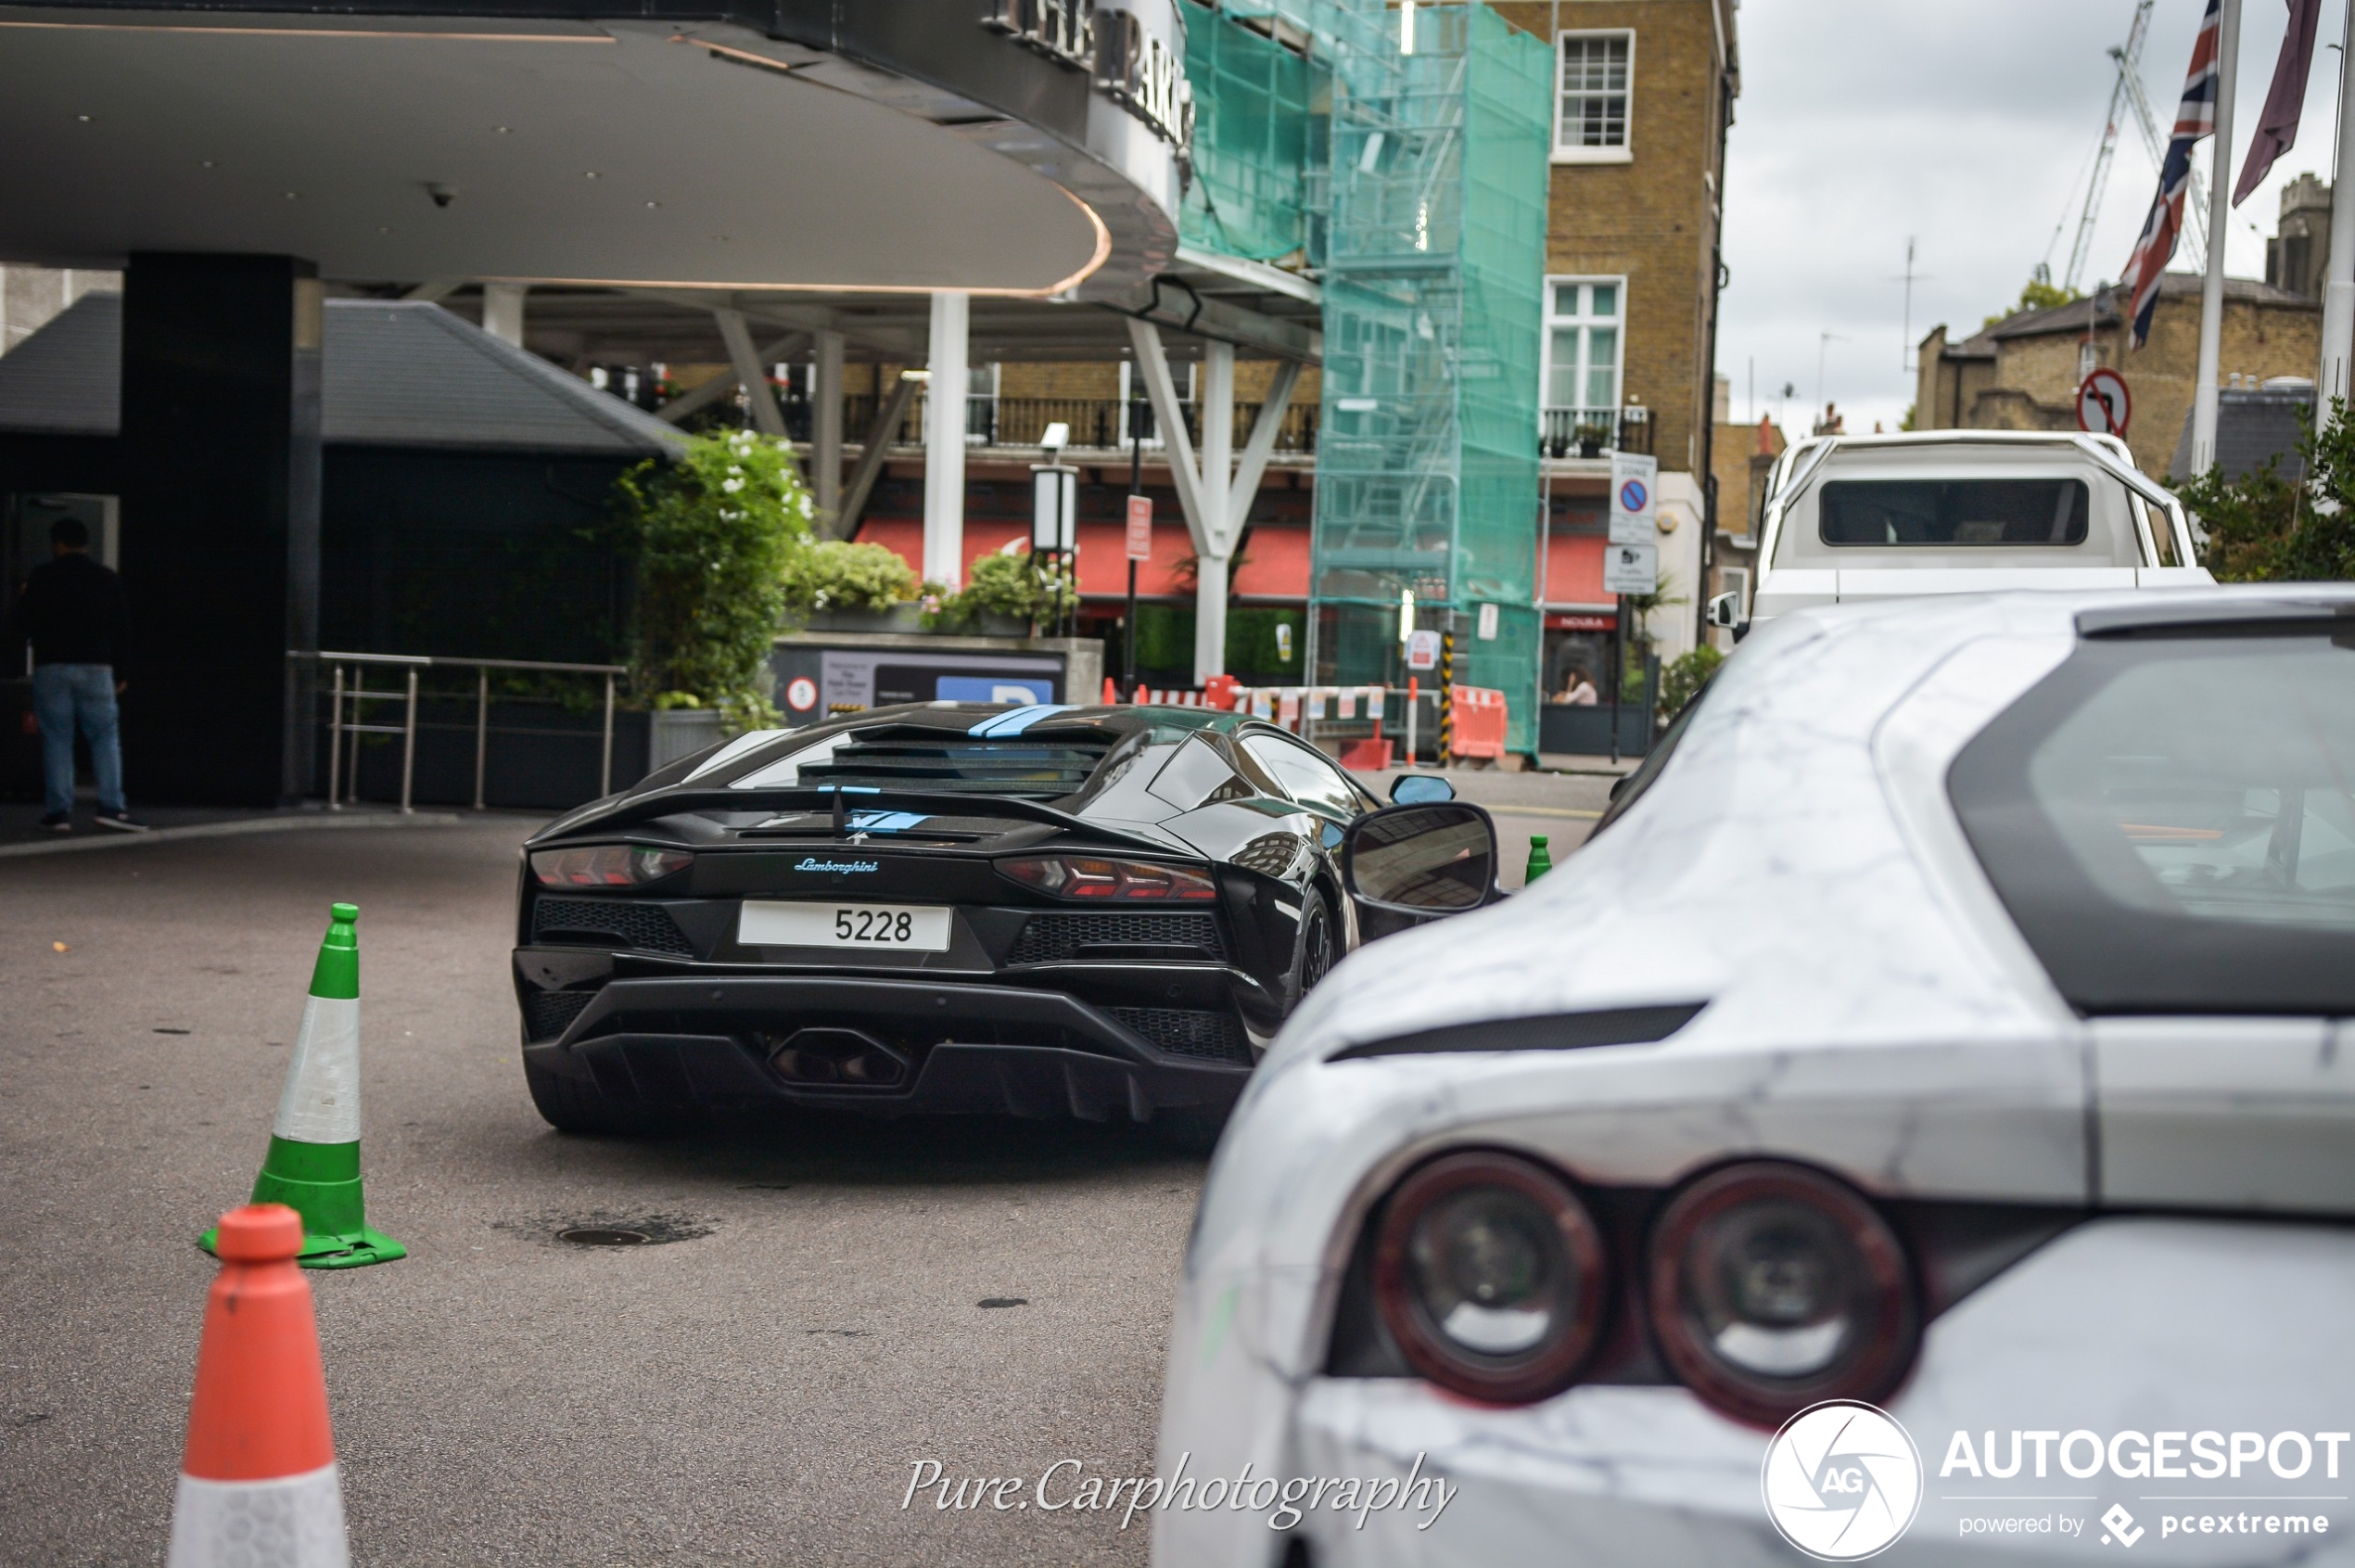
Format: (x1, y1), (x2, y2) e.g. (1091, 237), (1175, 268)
(1609, 452), (1658, 544)
(2076, 368), (2131, 438)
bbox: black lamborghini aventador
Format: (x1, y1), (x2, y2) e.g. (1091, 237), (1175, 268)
(512, 701), (1458, 1137)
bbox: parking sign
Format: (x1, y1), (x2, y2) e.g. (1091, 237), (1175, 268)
(1610, 452), (1658, 544)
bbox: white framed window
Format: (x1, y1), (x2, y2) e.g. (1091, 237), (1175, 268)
(1541, 276), (1625, 416)
(1555, 31), (1633, 163)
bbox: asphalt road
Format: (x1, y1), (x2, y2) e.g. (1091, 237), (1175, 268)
(0, 775), (1613, 1565)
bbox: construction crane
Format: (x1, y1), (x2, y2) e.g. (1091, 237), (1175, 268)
(2062, 1), (2208, 291)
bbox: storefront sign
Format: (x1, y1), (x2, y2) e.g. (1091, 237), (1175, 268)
(984, 0), (1193, 153)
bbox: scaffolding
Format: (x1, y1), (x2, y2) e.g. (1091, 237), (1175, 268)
(1181, 0), (1548, 750)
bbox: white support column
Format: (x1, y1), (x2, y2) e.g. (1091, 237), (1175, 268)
(1192, 342), (1238, 684)
(655, 333), (802, 425)
(2191, 0), (2241, 472)
(814, 329), (845, 516)
(924, 291), (971, 586)
(715, 308), (787, 440)
(1124, 323), (1305, 688)
(1125, 319), (1209, 537)
(1228, 359), (1302, 523)
(2321, 0), (2355, 415)
(481, 282), (527, 347)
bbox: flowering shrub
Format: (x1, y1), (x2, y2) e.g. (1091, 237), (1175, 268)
(615, 428), (813, 730)
(925, 541), (1079, 631)
(780, 540), (921, 615)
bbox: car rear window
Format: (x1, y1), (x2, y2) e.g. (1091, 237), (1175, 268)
(1821, 478), (2089, 546)
(796, 729), (1114, 797)
(1949, 625), (2355, 1014)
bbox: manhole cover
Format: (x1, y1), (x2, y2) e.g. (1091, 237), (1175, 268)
(559, 1227), (650, 1247)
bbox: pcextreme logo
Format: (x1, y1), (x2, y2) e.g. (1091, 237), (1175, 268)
(1762, 1401), (1925, 1562)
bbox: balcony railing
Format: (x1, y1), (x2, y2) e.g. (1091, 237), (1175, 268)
(810, 395), (1319, 454)
(1542, 405), (1652, 460)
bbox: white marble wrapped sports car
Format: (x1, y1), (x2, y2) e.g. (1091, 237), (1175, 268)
(1155, 587), (2355, 1567)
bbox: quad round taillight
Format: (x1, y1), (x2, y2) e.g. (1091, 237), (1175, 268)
(1647, 1162), (1917, 1427)
(1372, 1151), (1608, 1404)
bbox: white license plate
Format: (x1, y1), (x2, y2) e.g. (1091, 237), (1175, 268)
(738, 901), (953, 951)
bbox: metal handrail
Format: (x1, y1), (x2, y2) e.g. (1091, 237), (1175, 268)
(288, 650), (627, 812)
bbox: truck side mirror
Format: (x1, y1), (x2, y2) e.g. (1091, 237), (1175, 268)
(1706, 590), (1744, 630)
(1341, 803), (1498, 916)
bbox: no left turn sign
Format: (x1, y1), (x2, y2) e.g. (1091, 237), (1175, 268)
(2077, 368), (2132, 438)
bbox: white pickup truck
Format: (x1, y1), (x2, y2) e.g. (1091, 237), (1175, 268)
(1712, 430), (2213, 631)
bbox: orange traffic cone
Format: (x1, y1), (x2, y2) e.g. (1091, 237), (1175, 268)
(166, 1205), (349, 1568)
(1101, 675), (1119, 704)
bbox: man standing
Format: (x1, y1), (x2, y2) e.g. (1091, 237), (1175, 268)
(7, 516), (144, 832)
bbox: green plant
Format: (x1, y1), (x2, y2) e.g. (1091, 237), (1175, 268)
(1982, 275), (2081, 329)
(2172, 400), (2355, 582)
(1618, 571), (1687, 662)
(925, 542), (1079, 631)
(781, 540), (919, 614)
(615, 427), (813, 731)
(1660, 644), (1724, 719)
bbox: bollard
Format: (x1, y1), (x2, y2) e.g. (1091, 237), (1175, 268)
(1524, 834), (1552, 885)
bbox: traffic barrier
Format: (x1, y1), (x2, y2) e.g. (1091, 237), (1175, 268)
(1525, 833), (1553, 884)
(203, 903), (404, 1269)
(1448, 685), (1508, 759)
(167, 1204), (350, 1568)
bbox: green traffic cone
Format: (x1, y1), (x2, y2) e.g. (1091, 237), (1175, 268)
(202, 903), (405, 1269)
(1524, 834), (1553, 885)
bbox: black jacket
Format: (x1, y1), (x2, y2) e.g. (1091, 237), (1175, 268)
(7, 553), (129, 670)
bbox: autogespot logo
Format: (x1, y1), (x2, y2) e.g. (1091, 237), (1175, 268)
(1762, 1400), (1925, 1562)
(795, 858), (880, 873)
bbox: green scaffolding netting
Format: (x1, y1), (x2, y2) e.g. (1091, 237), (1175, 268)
(1178, 0), (1549, 750)
(1305, 4), (1549, 751)
(1180, 0), (1325, 263)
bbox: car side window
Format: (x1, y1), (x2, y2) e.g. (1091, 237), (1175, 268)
(1241, 734), (1368, 818)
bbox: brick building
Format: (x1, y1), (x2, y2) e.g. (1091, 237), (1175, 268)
(1496, 0), (1738, 686)
(1708, 373), (1782, 630)
(1915, 273), (2318, 479)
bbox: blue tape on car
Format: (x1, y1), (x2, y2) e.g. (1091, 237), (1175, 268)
(967, 704), (1078, 737)
(847, 811), (929, 833)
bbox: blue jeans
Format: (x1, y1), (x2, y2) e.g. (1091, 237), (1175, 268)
(32, 663), (125, 816)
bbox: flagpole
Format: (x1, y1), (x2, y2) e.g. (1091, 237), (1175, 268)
(2193, 0), (2243, 474)
(2321, 0), (2355, 420)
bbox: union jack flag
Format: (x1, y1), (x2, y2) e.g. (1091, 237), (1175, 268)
(2121, 0), (2221, 350)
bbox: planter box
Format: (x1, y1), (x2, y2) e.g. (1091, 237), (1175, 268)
(796, 605), (930, 633)
(1539, 702), (1655, 759)
(649, 708), (727, 771)
(793, 606), (1031, 638)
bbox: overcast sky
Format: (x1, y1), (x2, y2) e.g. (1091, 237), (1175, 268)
(1718, 0), (2348, 437)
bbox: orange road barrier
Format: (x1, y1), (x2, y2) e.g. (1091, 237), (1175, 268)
(1448, 685), (1508, 760)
